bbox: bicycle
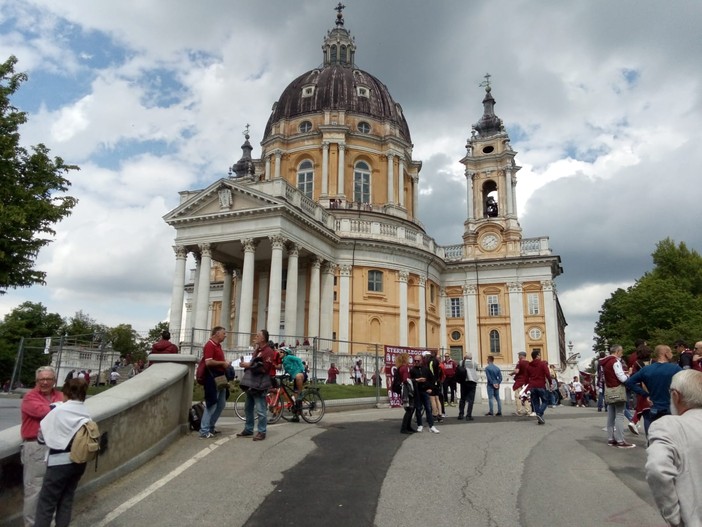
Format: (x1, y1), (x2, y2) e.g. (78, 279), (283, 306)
(234, 374), (325, 424)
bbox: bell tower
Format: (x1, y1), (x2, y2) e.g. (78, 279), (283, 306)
(461, 75), (522, 259)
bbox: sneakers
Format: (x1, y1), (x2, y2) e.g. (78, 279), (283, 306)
(495, 412), (502, 416)
(199, 432), (214, 439)
(416, 425), (423, 433)
(429, 426), (440, 434)
(536, 415), (545, 425)
(627, 422), (640, 435)
(607, 439), (617, 446)
(529, 412), (536, 417)
(457, 415), (464, 420)
(616, 441), (636, 449)
(485, 412), (493, 416)
(291, 415), (300, 423)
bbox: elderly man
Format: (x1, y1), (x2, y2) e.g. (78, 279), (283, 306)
(20, 366), (64, 526)
(645, 369), (702, 527)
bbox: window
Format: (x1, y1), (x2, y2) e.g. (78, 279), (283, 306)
(451, 330), (461, 341)
(354, 161), (371, 203)
(301, 87), (314, 98)
(368, 270), (383, 292)
(299, 120), (312, 132)
(340, 45), (347, 63)
(529, 327), (542, 340)
(357, 121), (371, 133)
(430, 284), (435, 303)
(487, 295), (500, 316)
(297, 160), (314, 198)
(527, 293), (540, 315)
(447, 297), (463, 318)
(489, 330), (501, 354)
(331, 45), (337, 63)
(357, 86), (369, 98)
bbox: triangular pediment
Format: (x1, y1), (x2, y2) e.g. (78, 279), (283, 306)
(163, 178), (282, 224)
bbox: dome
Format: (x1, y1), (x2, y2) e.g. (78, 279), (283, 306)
(263, 65), (411, 143)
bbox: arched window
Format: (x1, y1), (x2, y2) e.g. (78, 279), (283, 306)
(297, 160), (314, 198)
(489, 330), (501, 354)
(340, 45), (347, 64)
(354, 161), (371, 204)
(330, 45), (338, 64)
(482, 180), (499, 218)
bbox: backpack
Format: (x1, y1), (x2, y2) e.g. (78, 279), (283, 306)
(189, 402), (205, 431)
(391, 368), (403, 396)
(455, 360), (468, 383)
(70, 420), (101, 464)
(196, 358), (206, 385)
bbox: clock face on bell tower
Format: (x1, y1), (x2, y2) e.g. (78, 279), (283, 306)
(479, 233), (500, 251)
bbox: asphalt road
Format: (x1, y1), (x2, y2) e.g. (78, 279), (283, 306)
(66, 403), (666, 527)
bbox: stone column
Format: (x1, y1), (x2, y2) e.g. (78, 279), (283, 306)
(418, 275), (427, 347)
(284, 244), (299, 342)
(465, 284), (479, 356)
(337, 144), (345, 197)
(274, 150), (282, 180)
(307, 257), (322, 338)
(412, 176), (419, 217)
(321, 142), (329, 196)
(508, 282), (526, 360)
(542, 280), (560, 367)
(186, 255), (200, 334)
(399, 169), (405, 208)
(169, 245), (187, 340)
(319, 262), (336, 345)
(220, 264), (234, 329)
(232, 267), (242, 342)
(265, 155), (271, 181)
(398, 158), (405, 207)
(386, 153), (394, 204)
(257, 270), (268, 330)
(267, 235), (286, 341)
(338, 264), (351, 353)
(466, 171), (475, 220)
(237, 239), (257, 347)
(193, 244), (212, 334)
(505, 168), (514, 217)
(439, 287), (448, 352)
(398, 270), (409, 346)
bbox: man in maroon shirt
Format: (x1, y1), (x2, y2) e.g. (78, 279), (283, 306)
(199, 327), (231, 439)
(442, 353), (458, 406)
(526, 350), (552, 424)
(20, 366), (64, 526)
(510, 351), (532, 416)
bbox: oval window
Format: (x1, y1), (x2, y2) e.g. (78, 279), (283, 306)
(357, 121), (371, 134)
(451, 331), (461, 341)
(482, 145), (494, 154)
(299, 121), (312, 133)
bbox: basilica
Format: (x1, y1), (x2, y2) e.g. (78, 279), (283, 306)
(163, 8), (566, 368)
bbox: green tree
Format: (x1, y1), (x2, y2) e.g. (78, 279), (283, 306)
(0, 55), (79, 294)
(0, 301), (64, 385)
(594, 239), (702, 356)
(108, 324), (145, 363)
(61, 311), (106, 342)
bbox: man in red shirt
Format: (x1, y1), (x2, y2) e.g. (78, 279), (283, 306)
(442, 353), (458, 406)
(199, 326), (231, 439)
(526, 350), (552, 424)
(327, 363), (340, 384)
(20, 366), (64, 526)
(237, 329), (276, 441)
(510, 351), (532, 416)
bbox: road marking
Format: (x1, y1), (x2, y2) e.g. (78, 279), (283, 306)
(94, 435), (233, 527)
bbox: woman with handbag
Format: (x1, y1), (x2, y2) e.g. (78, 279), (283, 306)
(599, 345), (636, 449)
(237, 329), (276, 441)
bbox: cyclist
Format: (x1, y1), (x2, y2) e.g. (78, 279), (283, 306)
(280, 348), (306, 421)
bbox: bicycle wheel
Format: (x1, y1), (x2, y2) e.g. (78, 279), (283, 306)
(234, 391), (247, 421)
(280, 394), (297, 422)
(299, 389), (325, 423)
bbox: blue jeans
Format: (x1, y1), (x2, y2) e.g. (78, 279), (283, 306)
(486, 385), (501, 414)
(549, 390), (558, 406)
(530, 388), (549, 417)
(200, 388), (227, 436)
(416, 391), (434, 427)
(244, 390), (268, 434)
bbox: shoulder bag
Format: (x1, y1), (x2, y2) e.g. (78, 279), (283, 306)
(604, 383), (627, 404)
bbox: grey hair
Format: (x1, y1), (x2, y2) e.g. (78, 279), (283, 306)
(35, 366), (56, 379)
(465, 352), (473, 360)
(671, 369), (702, 409)
(609, 344), (623, 355)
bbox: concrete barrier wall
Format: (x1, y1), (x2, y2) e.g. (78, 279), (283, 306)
(0, 354), (196, 526)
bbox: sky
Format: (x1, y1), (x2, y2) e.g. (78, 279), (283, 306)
(0, 0), (700, 361)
